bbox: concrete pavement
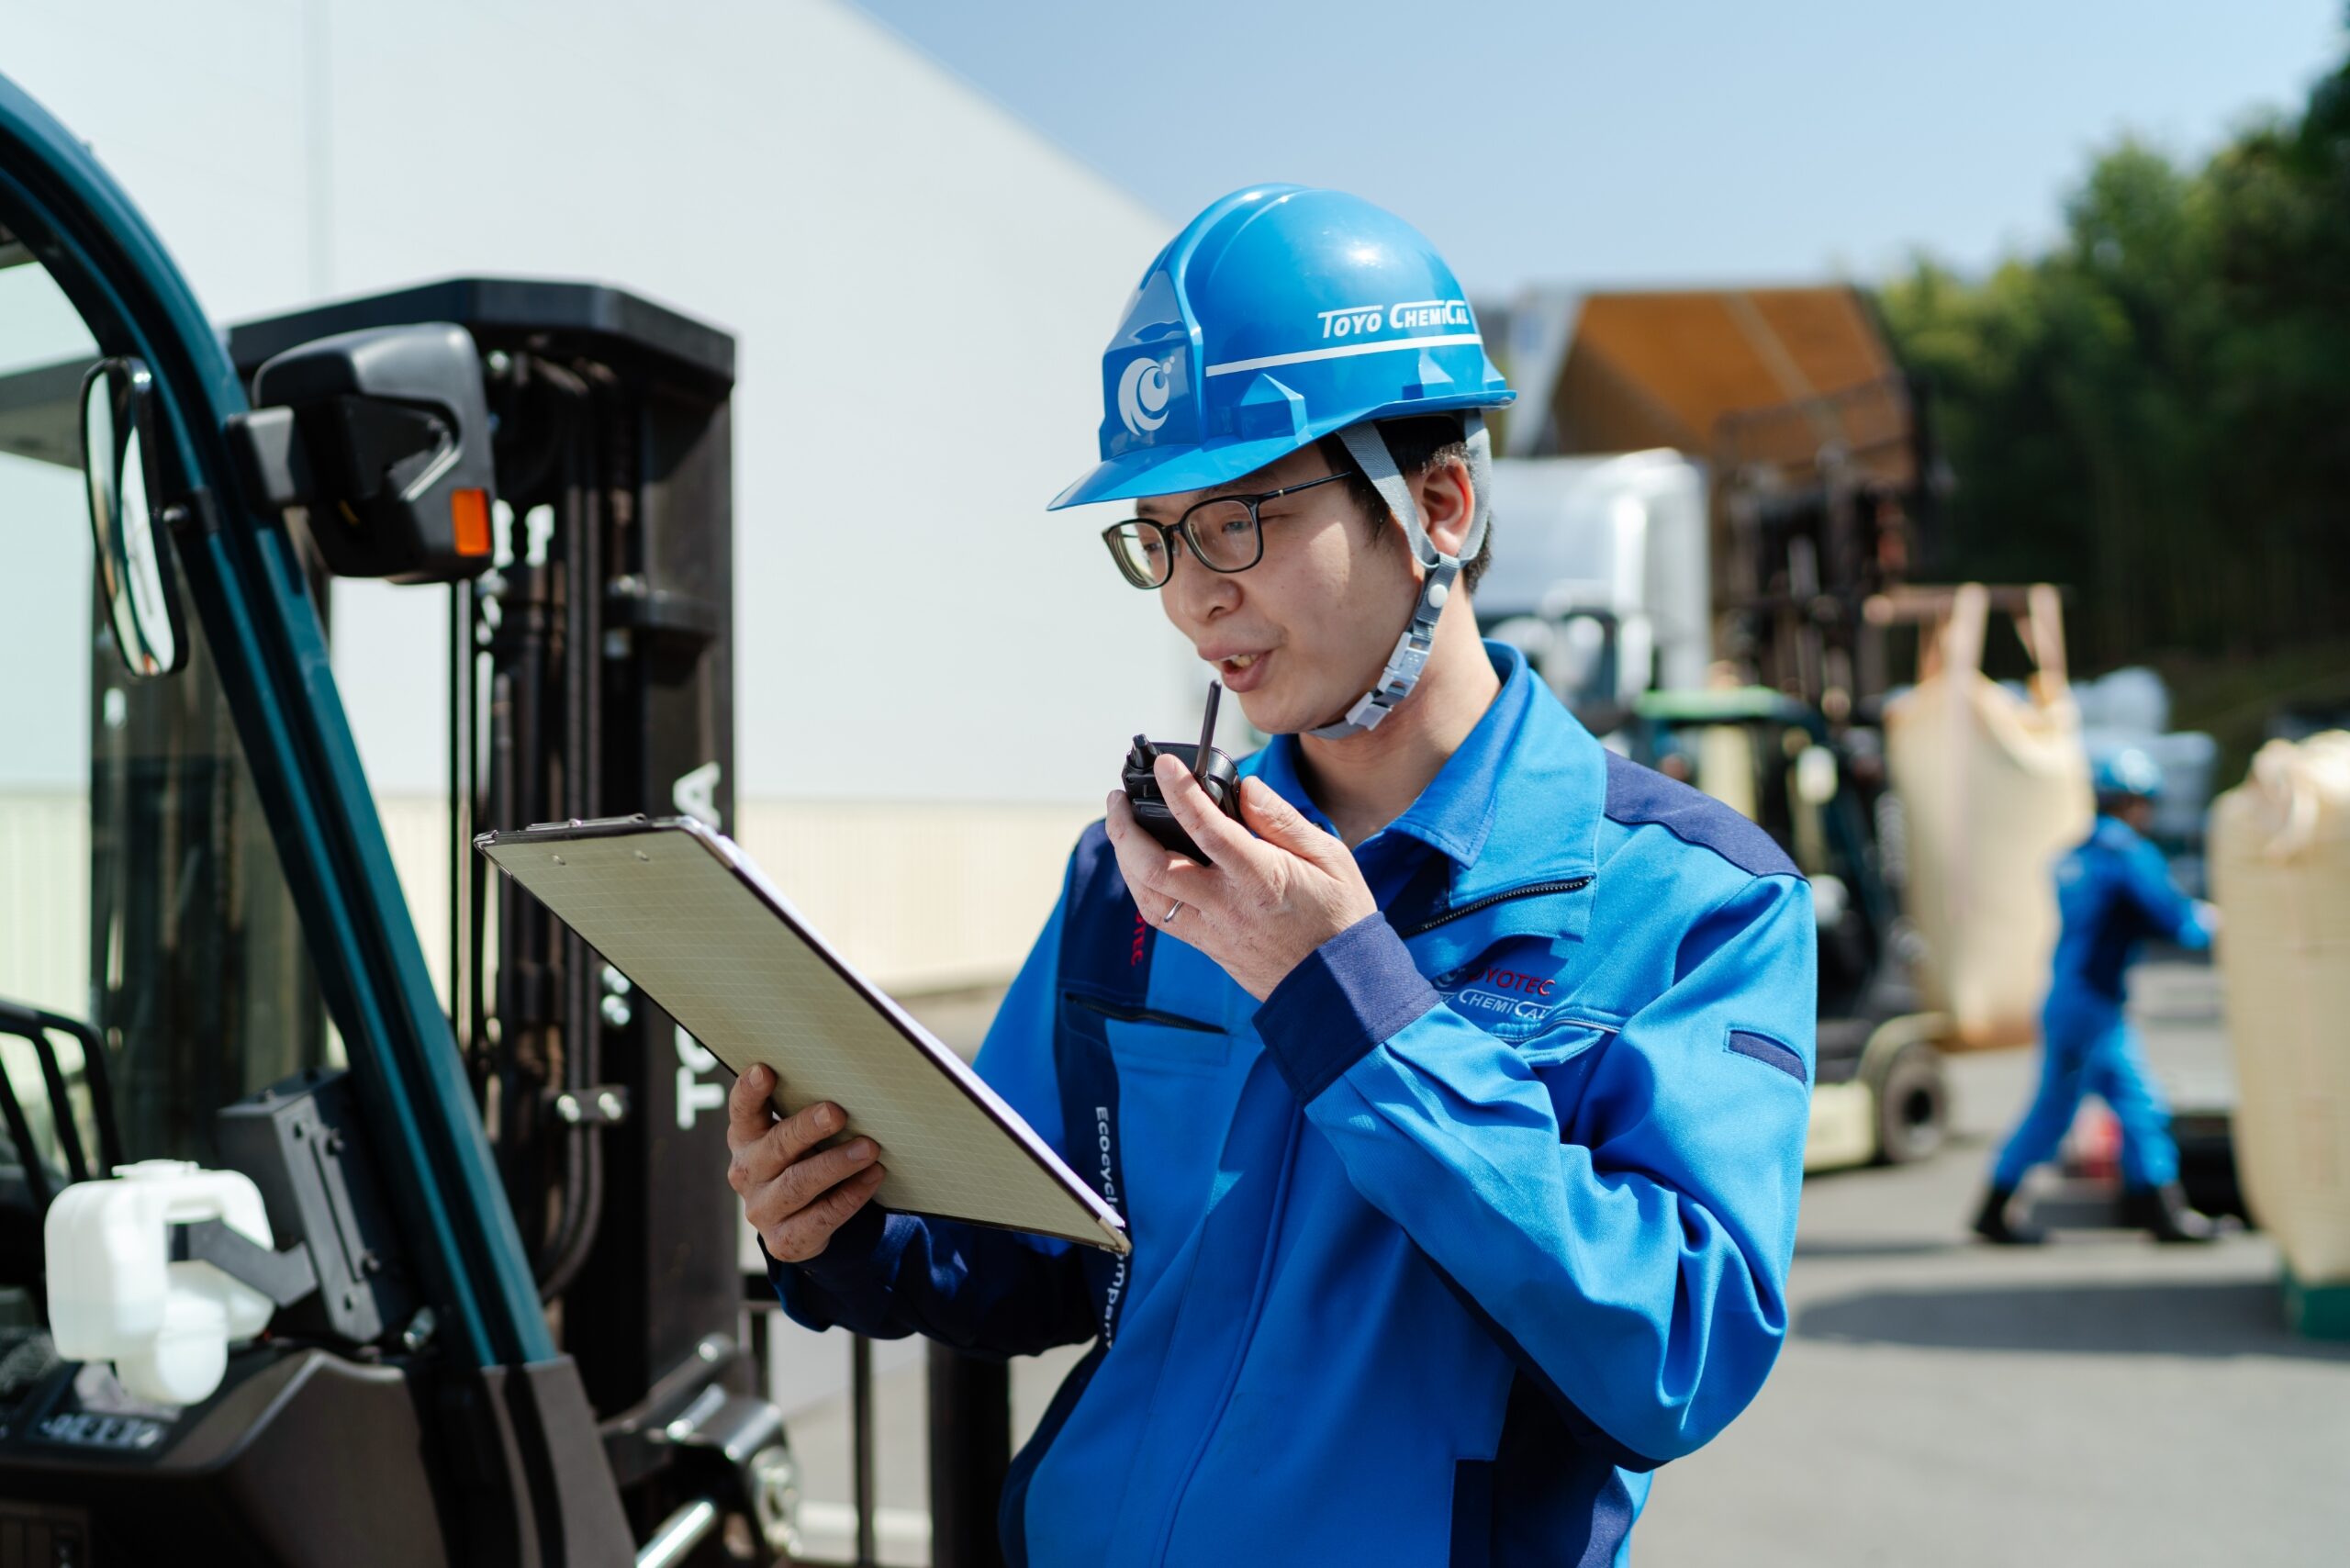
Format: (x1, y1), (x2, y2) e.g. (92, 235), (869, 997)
(1639, 1012), (2348, 1566)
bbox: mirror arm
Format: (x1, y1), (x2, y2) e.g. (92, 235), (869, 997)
(227, 406), (317, 510)
(170, 1216), (320, 1309)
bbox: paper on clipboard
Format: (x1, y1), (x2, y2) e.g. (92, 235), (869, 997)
(476, 815), (1129, 1255)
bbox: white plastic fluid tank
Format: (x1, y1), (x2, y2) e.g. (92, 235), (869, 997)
(44, 1159), (278, 1406)
(2210, 733), (2350, 1289)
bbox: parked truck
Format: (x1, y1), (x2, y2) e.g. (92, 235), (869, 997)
(1478, 449), (1709, 737)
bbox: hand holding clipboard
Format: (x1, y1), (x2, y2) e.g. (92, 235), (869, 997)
(476, 816), (1128, 1255)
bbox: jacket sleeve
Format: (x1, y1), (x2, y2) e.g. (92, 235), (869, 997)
(1252, 872), (1815, 1468)
(769, 873), (1100, 1358)
(2122, 840), (2213, 950)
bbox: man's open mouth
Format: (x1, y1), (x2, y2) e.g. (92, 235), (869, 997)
(1213, 650), (1273, 692)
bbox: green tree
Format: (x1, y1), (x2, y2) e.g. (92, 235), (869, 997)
(1877, 43), (2350, 675)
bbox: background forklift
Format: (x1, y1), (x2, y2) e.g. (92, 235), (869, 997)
(1484, 287), (1956, 1170)
(1695, 374), (1953, 1170)
(0, 71), (937, 1567)
(1624, 686), (1949, 1170)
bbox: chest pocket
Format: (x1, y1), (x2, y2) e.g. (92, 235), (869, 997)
(1429, 935), (1617, 1125)
(1063, 990), (1234, 1075)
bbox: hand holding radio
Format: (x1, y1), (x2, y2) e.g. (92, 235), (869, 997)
(1105, 680), (1378, 1001)
(1120, 678), (1243, 863)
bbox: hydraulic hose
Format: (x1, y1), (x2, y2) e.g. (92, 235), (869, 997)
(532, 359), (609, 1303)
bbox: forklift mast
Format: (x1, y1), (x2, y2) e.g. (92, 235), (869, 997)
(1712, 371), (1939, 721)
(229, 279), (744, 1425)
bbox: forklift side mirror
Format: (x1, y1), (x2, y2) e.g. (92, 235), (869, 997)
(232, 322), (497, 584)
(80, 356), (188, 678)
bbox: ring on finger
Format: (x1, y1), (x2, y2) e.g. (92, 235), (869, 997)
(1164, 899), (1182, 923)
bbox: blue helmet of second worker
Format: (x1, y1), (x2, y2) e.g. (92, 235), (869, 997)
(2093, 747), (2165, 805)
(1052, 185), (1516, 737)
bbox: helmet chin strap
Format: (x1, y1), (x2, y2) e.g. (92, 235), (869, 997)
(1308, 412), (1494, 740)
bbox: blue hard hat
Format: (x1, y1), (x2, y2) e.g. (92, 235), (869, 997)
(2093, 748), (2165, 800)
(1049, 185), (1515, 510)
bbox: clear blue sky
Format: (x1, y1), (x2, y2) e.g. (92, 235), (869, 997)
(850, 0), (2347, 296)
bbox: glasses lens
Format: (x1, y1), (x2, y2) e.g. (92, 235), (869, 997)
(1106, 522), (1170, 588)
(1184, 498), (1260, 572)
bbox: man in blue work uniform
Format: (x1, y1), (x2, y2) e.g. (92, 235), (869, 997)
(1974, 749), (2220, 1246)
(726, 187), (1817, 1564)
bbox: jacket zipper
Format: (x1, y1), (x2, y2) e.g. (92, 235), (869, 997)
(1062, 991), (1225, 1034)
(1398, 876), (1593, 938)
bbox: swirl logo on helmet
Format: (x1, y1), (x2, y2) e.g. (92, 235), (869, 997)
(1117, 356), (1172, 437)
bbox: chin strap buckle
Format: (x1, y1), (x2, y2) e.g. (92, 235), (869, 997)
(1311, 558), (1454, 738)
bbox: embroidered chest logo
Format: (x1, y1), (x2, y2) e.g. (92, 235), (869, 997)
(1434, 939), (1574, 1031)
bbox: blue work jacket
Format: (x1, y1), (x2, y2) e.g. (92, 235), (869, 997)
(2046, 814), (2213, 1022)
(774, 644), (1817, 1566)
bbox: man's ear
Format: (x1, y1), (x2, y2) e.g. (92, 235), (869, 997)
(1411, 456), (1476, 561)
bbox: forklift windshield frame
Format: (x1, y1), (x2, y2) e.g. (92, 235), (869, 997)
(0, 72), (550, 1369)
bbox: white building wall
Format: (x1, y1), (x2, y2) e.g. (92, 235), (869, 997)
(7, 0), (1200, 992)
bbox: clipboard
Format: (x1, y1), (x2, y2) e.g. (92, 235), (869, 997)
(476, 814), (1129, 1256)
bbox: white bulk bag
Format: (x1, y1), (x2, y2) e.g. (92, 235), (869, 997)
(2210, 733), (2350, 1288)
(1884, 585), (2093, 1047)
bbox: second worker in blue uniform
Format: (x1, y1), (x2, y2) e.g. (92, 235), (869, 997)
(1974, 749), (2221, 1246)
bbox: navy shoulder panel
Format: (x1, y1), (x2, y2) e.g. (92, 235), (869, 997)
(1069, 818), (1121, 895)
(1603, 751), (1799, 879)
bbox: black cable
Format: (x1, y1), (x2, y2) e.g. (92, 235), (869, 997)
(467, 576), (494, 1100)
(451, 577), (470, 1060)
(539, 424), (591, 1296)
(536, 364), (630, 1302)
(535, 366), (610, 1302)
(0, 1038), (54, 1215)
(25, 1028), (86, 1185)
(0, 1001), (117, 1185)
(57, 1008), (124, 1176)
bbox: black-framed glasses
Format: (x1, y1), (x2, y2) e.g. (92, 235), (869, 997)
(1101, 470), (1350, 589)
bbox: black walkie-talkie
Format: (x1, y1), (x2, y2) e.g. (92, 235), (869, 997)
(1122, 679), (1243, 864)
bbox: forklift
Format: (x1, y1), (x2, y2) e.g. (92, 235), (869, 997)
(1624, 688), (1948, 1170)
(1483, 372), (1953, 1170)
(0, 69), (867, 1566)
(1692, 375), (1954, 1170)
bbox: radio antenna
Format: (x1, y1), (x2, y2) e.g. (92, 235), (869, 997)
(1193, 680), (1223, 786)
